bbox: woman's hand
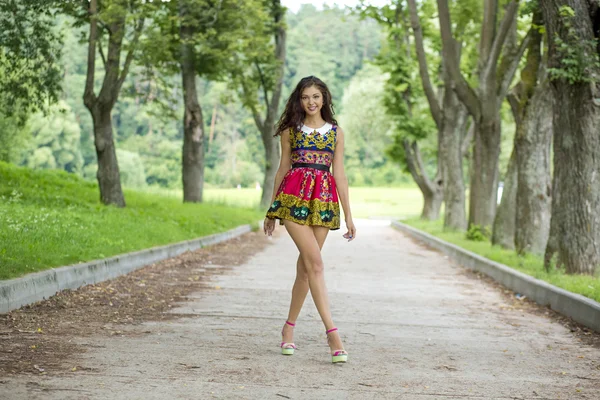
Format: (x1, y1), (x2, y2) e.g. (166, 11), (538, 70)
(264, 217), (276, 236)
(342, 218), (356, 242)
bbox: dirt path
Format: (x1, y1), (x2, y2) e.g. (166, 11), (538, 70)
(1, 220), (599, 399)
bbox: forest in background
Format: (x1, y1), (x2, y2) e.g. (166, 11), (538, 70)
(2, 4), (414, 189)
(1, 3), (518, 191)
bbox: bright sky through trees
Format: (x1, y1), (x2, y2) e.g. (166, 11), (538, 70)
(281, 0), (389, 12)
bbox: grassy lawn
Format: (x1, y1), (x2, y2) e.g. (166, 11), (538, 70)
(0, 162), (263, 280)
(403, 218), (600, 303)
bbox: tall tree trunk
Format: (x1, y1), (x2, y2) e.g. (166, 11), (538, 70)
(440, 90), (468, 230)
(509, 10), (553, 255)
(257, 0), (286, 210)
(91, 106), (124, 206)
(541, 0), (600, 275)
(408, 0), (466, 229)
(82, 0), (143, 207)
(403, 140), (443, 220)
(469, 117), (501, 228)
(515, 78), (552, 254)
(180, 37), (204, 202)
(492, 146), (517, 248)
(437, 0), (529, 228)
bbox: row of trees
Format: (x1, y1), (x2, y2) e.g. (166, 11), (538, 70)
(362, 0), (599, 275)
(1, 2), (392, 205)
(3, 0), (598, 275)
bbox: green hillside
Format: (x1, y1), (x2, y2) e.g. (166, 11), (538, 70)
(0, 162), (262, 280)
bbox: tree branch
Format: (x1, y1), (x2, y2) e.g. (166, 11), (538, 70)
(482, 1), (519, 85)
(83, 0), (98, 109)
(254, 61), (271, 114)
(98, 27), (107, 68)
(240, 77), (264, 133)
(403, 139), (428, 192)
(412, 140), (435, 194)
(117, 17), (145, 93)
(461, 119), (474, 158)
(507, 88), (522, 126)
(408, 0), (442, 129)
(497, 29), (532, 102)
(437, 0), (481, 120)
(479, 0), (499, 70)
(268, 18), (286, 126)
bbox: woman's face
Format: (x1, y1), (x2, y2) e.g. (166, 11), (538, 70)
(301, 86), (323, 117)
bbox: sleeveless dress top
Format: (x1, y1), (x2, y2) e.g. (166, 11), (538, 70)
(266, 123), (341, 230)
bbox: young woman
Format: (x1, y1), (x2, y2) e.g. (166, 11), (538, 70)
(263, 76), (356, 364)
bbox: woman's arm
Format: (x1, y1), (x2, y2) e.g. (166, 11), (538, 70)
(269, 128), (292, 205)
(332, 127), (356, 241)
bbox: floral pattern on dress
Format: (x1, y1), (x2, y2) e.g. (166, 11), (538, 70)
(266, 125), (341, 230)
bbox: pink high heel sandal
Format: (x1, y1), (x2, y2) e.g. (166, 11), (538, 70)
(326, 327), (348, 363)
(281, 321), (297, 355)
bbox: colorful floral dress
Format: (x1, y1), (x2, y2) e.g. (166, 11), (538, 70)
(266, 123), (340, 230)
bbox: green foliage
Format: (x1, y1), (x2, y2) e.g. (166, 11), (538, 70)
(1, 5), (385, 190)
(284, 5), (382, 104)
(20, 101), (84, 174)
(0, 0), (62, 115)
(466, 224), (492, 242)
(338, 64), (408, 186)
(365, 5), (437, 176)
(404, 218), (600, 302)
(0, 161), (263, 280)
(548, 6), (600, 84)
(115, 149), (147, 188)
(0, 110), (28, 163)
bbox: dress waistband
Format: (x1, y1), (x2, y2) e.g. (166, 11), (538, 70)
(292, 163), (330, 172)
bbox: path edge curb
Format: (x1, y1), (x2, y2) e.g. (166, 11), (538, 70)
(0, 224), (253, 314)
(391, 220), (600, 332)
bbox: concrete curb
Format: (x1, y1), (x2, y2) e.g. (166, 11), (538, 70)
(391, 220), (600, 333)
(0, 224), (253, 314)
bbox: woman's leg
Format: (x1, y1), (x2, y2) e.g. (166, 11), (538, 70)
(284, 221), (345, 352)
(282, 226), (329, 343)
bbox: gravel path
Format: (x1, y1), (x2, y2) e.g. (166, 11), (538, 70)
(1, 220), (599, 399)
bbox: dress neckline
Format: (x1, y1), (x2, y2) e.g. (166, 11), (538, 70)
(301, 122), (332, 135)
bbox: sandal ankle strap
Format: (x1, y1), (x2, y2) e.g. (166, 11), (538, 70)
(326, 327), (338, 334)
(285, 321), (296, 327)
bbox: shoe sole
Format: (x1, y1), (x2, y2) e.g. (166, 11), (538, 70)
(332, 355), (348, 363)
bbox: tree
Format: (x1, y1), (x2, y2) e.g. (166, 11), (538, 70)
(234, 0), (286, 210)
(362, 2), (443, 220)
(512, 9), (552, 255)
(61, 0), (152, 207)
(0, 0), (62, 115)
(437, 0), (530, 229)
(541, 1), (600, 275)
(0, 0), (63, 162)
(408, 0), (469, 230)
(146, 0), (270, 202)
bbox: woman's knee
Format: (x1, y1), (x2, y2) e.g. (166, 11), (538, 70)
(296, 262), (309, 283)
(303, 256), (325, 276)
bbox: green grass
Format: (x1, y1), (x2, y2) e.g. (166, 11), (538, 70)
(403, 218), (600, 303)
(0, 162), (263, 280)
(348, 187), (423, 219)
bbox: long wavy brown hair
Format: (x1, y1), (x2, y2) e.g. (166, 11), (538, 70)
(274, 76), (337, 136)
